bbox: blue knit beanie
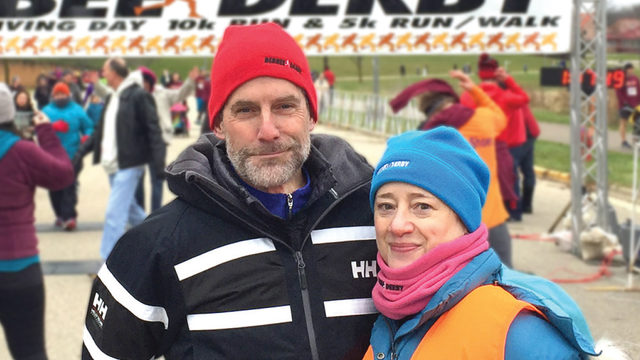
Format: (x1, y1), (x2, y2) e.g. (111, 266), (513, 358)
(369, 127), (490, 232)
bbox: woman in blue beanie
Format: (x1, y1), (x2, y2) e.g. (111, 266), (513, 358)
(364, 127), (598, 359)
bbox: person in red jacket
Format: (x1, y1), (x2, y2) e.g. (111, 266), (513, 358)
(512, 105), (540, 214)
(323, 65), (336, 106)
(0, 83), (75, 360)
(460, 53), (529, 221)
(615, 62), (640, 149)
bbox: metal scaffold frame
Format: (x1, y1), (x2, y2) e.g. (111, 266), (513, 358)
(569, 0), (610, 253)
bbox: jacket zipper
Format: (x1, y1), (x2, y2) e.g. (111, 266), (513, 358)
(384, 318), (398, 360)
(286, 193), (294, 219)
(291, 181), (369, 360)
(295, 251), (319, 360)
(194, 179), (370, 360)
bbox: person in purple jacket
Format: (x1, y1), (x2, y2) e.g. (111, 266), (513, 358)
(0, 83), (75, 360)
(615, 62), (640, 149)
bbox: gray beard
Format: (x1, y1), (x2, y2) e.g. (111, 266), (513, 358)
(226, 134), (311, 190)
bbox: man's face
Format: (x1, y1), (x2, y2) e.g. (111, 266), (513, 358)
(102, 61), (116, 88)
(214, 76), (315, 192)
(627, 67), (635, 77)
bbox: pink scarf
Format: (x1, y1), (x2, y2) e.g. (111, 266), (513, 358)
(372, 224), (489, 320)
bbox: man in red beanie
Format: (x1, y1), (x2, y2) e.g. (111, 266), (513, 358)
(83, 23), (378, 360)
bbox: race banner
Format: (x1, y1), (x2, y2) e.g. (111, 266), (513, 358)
(0, 0), (573, 57)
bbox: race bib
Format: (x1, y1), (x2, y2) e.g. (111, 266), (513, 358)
(628, 86), (637, 97)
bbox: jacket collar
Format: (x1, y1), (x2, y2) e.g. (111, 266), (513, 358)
(166, 133), (373, 228)
(391, 250), (501, 339)
(376, 249), (598, 356)
(0, 130), (20, 160)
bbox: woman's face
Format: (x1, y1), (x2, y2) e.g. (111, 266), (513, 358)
(16, 92), (29, 107)
(374, 182), (467, 269)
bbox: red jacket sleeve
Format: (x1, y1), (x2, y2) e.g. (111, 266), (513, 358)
(20, 123), (75, 190)
(501, 77), (530, 109)
(459, 91), (476, 109)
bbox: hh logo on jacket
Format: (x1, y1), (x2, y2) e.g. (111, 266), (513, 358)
(352, 260), (377, 278)
(90, 293), (109, 328)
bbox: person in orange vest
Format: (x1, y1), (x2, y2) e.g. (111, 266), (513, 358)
(461, 53), (529, 222)
(389, 70), (512, 267)
(364, 127), (598, 359)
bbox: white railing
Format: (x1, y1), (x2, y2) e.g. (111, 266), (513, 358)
(319, 90), (424, 137)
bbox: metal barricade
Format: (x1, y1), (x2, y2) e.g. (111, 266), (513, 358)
(322, 90), (423, 137)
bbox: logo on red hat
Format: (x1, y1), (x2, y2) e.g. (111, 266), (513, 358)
(264, 56), (302, 73)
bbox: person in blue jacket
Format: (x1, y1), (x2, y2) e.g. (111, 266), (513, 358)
(42, 82), (94, 231)
(365, 127), (598, 359)
(85, 93), (105, 128)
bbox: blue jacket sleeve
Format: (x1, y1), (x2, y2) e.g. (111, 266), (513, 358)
(505, 310), (581, 360)
(77, 105), (94, 136)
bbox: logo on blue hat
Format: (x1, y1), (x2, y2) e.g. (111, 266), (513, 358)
(376, 160), (411, 175)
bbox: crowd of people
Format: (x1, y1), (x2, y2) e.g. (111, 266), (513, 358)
(0, 22), (629, 360)
(4, 64), (212, 232)
(0, 62), (210, 358)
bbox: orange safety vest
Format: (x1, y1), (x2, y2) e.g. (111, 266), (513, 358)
(363, 285), (545, 360)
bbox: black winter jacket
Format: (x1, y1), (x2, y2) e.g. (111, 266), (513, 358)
(83, 133), (379, 359)
(91, 83), (166, 175)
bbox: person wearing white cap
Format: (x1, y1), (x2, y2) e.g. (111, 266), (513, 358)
(0, 83), (74, 359)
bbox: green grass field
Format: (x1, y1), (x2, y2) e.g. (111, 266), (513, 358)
(535, 140), (634, 188)
(307, 53), (561, 94)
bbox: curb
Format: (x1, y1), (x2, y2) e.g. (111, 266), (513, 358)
(534, 165), (570, 184)
(533, 166), (633, 201)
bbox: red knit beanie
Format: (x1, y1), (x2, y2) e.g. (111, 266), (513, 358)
(208, 23), (317, 129)
(52, 82), (70, 96)
(477, 53), (498, 80)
